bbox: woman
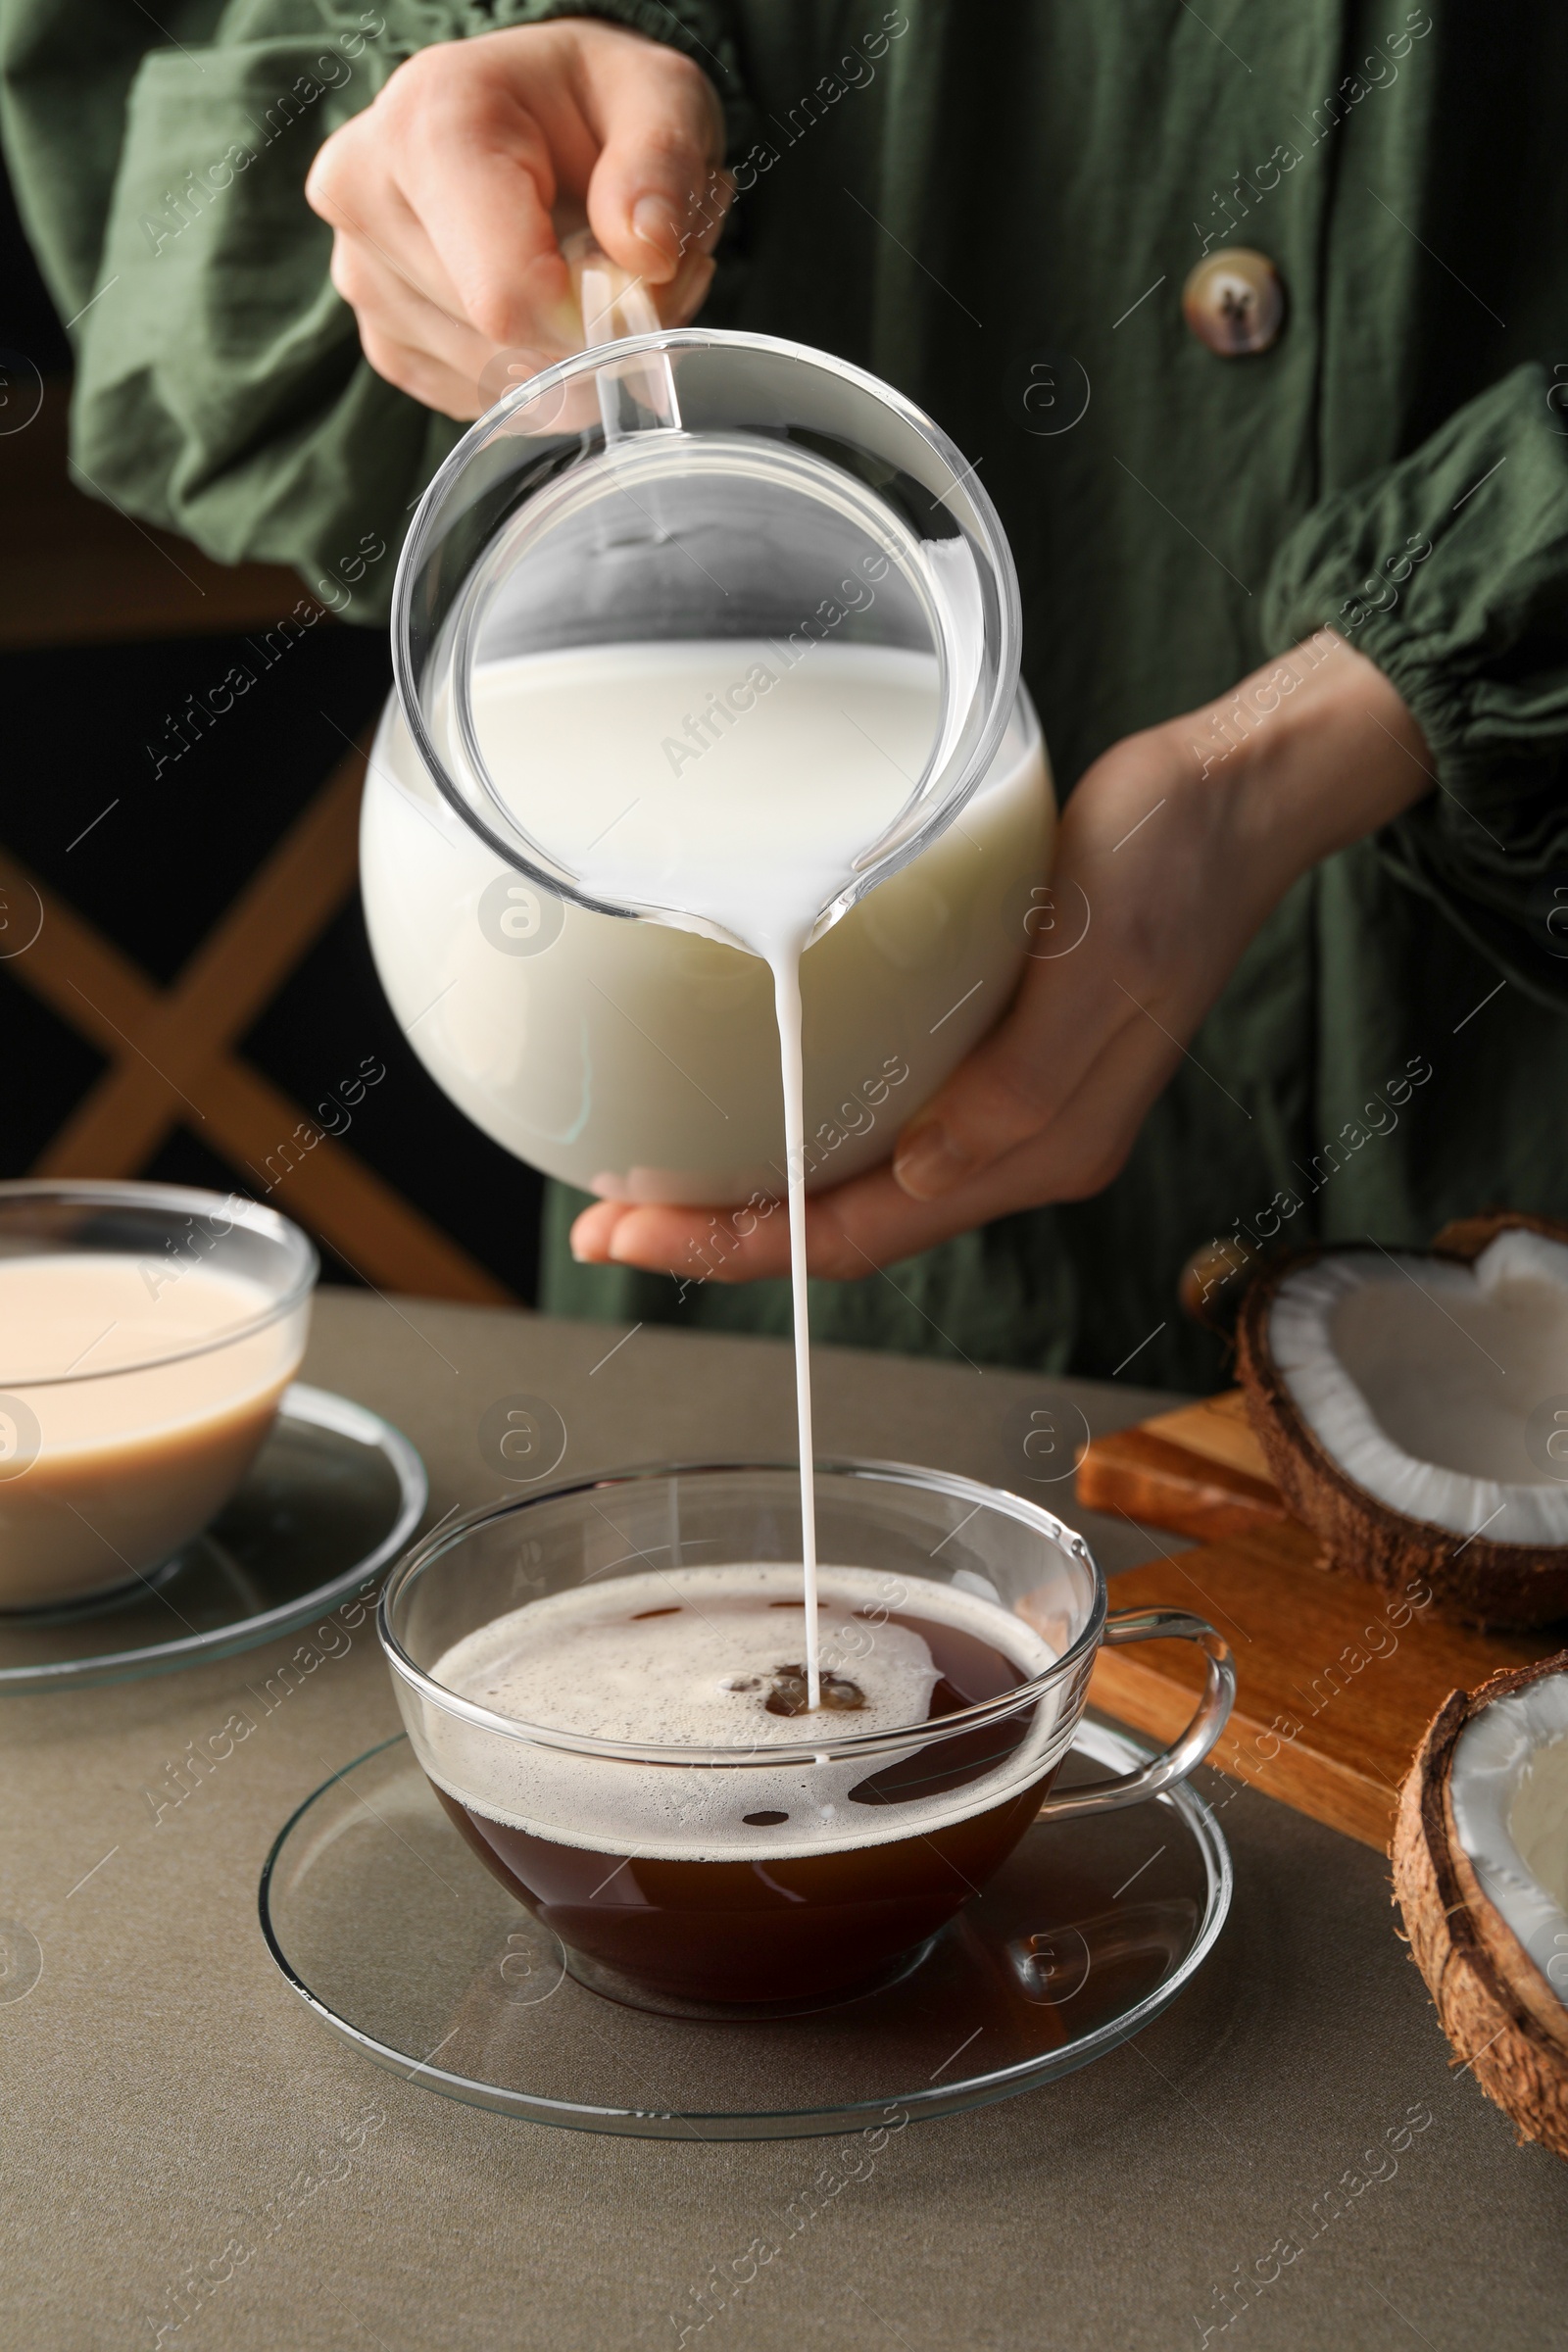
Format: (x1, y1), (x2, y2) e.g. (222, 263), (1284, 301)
(5, 1), (1565, 1388)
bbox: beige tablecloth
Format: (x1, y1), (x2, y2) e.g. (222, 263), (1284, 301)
(4, 1293), (1564, 2350)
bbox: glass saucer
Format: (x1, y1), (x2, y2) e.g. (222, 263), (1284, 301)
(259, 1715), (1232, 2141)
(0, 1385), (425, 1691)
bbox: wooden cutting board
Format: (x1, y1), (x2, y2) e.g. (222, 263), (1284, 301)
(1078, 1392), (1561, 1850)
(1077, 1389), (1290, 1543)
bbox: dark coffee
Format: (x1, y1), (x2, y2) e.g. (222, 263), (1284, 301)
(427, 1573), (1057, 2007)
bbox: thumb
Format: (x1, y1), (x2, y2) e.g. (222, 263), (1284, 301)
(891, 1026), (1058, 1202)
(891, 953), (1135, 1200)
(580, 39), (729, 286)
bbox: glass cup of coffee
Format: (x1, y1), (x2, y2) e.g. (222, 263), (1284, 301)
(378, 1461), (1234, 2016)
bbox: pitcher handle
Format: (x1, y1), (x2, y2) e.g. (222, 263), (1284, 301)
(563, 227), (681, 439)
(1037, 1607), (1235, 1820)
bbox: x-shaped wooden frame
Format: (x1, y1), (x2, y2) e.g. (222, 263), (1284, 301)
(1, 732), (510, 1302)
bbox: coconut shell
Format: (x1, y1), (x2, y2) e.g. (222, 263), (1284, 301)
(1393, 1655), (1568, 2159)
(1235, 1217), (1568, 1630)
(1176, 1236), (1260, 1336)
(1431, 1210), (1568, 1262)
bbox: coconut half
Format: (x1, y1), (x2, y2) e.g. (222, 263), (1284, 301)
(1236, 1217), (1568, 1627)
(1394, 1652), (1568, 2158)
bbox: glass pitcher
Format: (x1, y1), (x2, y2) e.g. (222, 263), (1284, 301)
(360, 260), (1053, 1206)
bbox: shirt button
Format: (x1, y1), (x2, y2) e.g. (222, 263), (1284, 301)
(1181, 249), (1286, 356)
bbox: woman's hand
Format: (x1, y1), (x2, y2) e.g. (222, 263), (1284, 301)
(569, 634), (1434, 1283)
(306, 22), (728, 418)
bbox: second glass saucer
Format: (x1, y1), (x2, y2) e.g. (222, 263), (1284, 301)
(0, 1384), (425, 1691)
(259, 1714), (1232, 2141)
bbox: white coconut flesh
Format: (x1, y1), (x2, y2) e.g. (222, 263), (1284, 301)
(1449, 1675), (1568, 2002)
(1268, 1230), (1568, 1544)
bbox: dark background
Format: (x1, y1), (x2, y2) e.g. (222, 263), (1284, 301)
(0, 154), (544, 1302)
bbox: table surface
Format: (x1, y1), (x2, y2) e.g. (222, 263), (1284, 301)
(6, 1292), (1565, 2351)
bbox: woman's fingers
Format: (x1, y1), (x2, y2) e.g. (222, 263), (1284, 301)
(890, 947), (1140, 1200)
(579, 31), (730, 282)
(307, 22), (726, 404)
(369, 44), (572, 352)
(332, 249), (506, 418)
(646, 246), (718, 326)
(327, 235), (500, 413)
(569, 1014), (1181, 1282)
(308, 113), (478, 328)
(891, 722), (1221, 1201)
(889, 827), (1152, 1201)
(569, 1198), (639, 1262)
(351, 328), (491, 419)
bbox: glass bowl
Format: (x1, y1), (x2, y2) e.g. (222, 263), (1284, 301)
(0, 1180), (317, 1607)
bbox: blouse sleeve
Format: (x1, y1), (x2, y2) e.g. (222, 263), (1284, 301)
(0, 0), (746, 623)
(1261, 362), (1568, 1010)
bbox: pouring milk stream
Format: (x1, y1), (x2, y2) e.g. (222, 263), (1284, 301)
(467, 637), (929, 1705)
(389, 243), (1025, 1712)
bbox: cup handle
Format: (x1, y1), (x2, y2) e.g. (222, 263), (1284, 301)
(1036, 1606), (1236, 1821)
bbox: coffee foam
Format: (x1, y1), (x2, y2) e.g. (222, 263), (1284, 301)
(435, 1563), (949, 1743)
(419, 1563), (1067, 1862)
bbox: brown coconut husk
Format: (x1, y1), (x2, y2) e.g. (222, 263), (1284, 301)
(1176, 1237), (1261, 1338)
(1235, 1215), (1568, 1630)
(1431, 1210), (1568, 1260)
(1393, 1654), (1568, 2159)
